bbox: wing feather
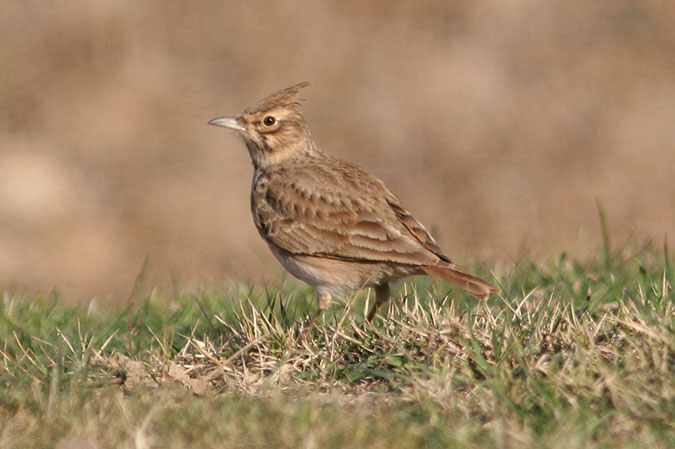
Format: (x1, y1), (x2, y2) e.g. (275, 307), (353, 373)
(253, 158), (445, 266)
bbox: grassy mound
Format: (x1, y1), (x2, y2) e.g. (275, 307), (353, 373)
(0, 243), (672, 448)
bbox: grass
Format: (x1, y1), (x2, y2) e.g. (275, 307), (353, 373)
(0, 241), (673, 448)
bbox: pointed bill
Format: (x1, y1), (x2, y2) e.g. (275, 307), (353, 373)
(208, 115), (245, 132)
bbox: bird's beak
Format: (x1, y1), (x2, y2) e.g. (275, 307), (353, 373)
(208, 115), (246, 132)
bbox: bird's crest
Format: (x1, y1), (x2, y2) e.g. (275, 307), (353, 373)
(243, 82), (310, 115)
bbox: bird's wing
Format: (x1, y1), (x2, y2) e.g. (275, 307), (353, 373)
(254, 160), (445, 266)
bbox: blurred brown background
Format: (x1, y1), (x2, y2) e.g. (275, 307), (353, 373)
(1, 1), (673, 301)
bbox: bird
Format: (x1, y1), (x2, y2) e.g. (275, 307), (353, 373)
(209, 82), (497, 327)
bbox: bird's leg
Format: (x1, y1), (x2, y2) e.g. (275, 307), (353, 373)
(366, 283), (390, 322)
(302, 290), (332, 337)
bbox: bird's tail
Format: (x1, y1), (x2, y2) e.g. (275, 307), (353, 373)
(422, 264), (498, 299)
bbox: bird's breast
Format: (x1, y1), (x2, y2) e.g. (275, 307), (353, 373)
(250, 171), (272, 235)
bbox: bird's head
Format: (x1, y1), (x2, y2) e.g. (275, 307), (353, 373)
(209, 82), (316, 169)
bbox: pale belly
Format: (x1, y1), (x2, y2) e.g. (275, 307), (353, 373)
(267, 244), (421, 298)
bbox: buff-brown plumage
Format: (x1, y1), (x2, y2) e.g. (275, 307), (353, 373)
(209, 82), (498, 323)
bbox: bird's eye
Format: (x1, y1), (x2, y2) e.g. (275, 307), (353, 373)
(263, 116), (276, 126)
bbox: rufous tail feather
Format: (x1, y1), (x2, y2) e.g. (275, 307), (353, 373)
(422, 264), (498, 299)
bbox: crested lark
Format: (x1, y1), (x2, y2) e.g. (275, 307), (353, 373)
(209, 82), (497, 324)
